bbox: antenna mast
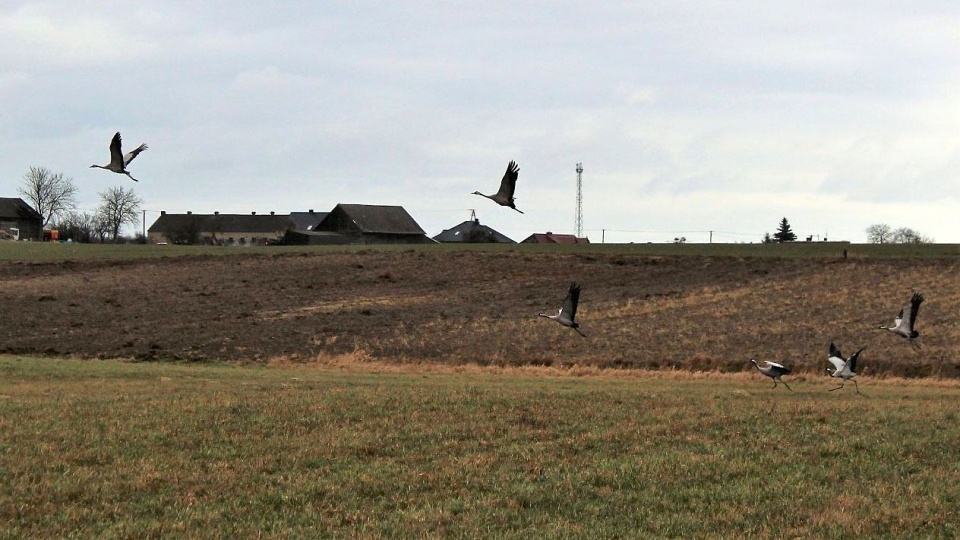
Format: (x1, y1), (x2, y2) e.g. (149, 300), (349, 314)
(575, 162), (583, 237)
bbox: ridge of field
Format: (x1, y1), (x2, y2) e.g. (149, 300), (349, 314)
(0, 240), (958, 261)
(0, 245), (957, 377)
(0, 355), (957, 538)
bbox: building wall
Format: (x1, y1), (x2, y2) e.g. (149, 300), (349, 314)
(148, 230), (287, 245)
(0, 219), (42, 241)
(359, 233), (434, 244)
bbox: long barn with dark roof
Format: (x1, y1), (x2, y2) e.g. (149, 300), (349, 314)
(149, 204), (433, 246)
(147, 211), (295, 245)
(286, 204), (434, 245)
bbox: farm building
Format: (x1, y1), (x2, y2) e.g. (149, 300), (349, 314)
(286, 204), (433, 245)
(289, 210), (329, 231)
(433, 219), (515, 243)
(0, 197), (43, 241)
(147, 211), (296, 245)
(521, 232), (590, 244)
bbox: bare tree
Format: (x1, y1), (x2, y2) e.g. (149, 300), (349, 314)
(18, 166), (78, 227)
(891, 227), (933, 244)
(865, 223), (892, 244)
(96, 186), (143, 241)
(51, 211), (95, 243)
(92, 213), (112, 243)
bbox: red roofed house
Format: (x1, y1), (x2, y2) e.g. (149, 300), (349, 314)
(520, 232), (590, 244)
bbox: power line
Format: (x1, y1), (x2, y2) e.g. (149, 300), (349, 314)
(583, 228), (760, 237)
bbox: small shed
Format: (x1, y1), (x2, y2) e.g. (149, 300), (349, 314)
(521, 232), (590, 244)
(433, 219), (515, 243)
(0, 197), (43, 241)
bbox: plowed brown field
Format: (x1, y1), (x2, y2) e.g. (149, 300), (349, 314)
(1, 250), (957, 376)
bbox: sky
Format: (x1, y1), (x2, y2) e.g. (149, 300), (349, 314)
(1, 1), (958, 243)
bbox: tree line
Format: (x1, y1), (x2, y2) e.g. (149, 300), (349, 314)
(764, 217), (931, 244)
(864, 223), (933, 244)
(19, 169), (935, 245)
(17, 166), (144, 242)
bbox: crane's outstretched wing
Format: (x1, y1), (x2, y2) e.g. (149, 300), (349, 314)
(828, 343), (845, 372)
(906, 292), (924, 332)
(108, 132), (124, 168)
(559, 282), (581, 323)
(827, 355), (845, 372)
(847, 347), (866, 372)
(124, 142), (148, 166)
(497, 160), (519, 199)
(766, 361), (790, 373)
(892, 308), (905, 330)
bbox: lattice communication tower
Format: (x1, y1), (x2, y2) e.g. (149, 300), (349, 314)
(575, 162), (583, 237)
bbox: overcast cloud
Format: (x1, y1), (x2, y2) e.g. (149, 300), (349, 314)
(1, 1), (957, 243)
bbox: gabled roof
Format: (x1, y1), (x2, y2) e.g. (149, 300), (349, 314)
(521, 232), (590, 244)
(433, 220), (515, 243)
(316, 204), (426, 235)
(148, 213), (295, 234)
(289, 211), (329, 231)
(0, 197), (43, 222)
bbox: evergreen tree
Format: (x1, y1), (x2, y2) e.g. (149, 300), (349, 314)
(772, 217), (797, 243)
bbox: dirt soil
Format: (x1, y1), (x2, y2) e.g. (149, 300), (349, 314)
(0, 250), (957, 377)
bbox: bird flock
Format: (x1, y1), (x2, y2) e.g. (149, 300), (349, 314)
(471, 158), (929, 395)
(472, 162), (585, 337)
(745, 292), (923, 393)
(88, 142), (929, 393)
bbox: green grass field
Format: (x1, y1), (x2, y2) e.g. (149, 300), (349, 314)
(1, 356), (957, 538)
(1, 240), (958, 261)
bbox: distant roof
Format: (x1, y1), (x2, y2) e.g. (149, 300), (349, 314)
(148, 212), (295, 234)
(433, 219), (515, 243)
(521, 232), (590, 244)
(316, 204), (426, 235)
(0, 197), (43, 221)
(289, 210), (329, 231)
